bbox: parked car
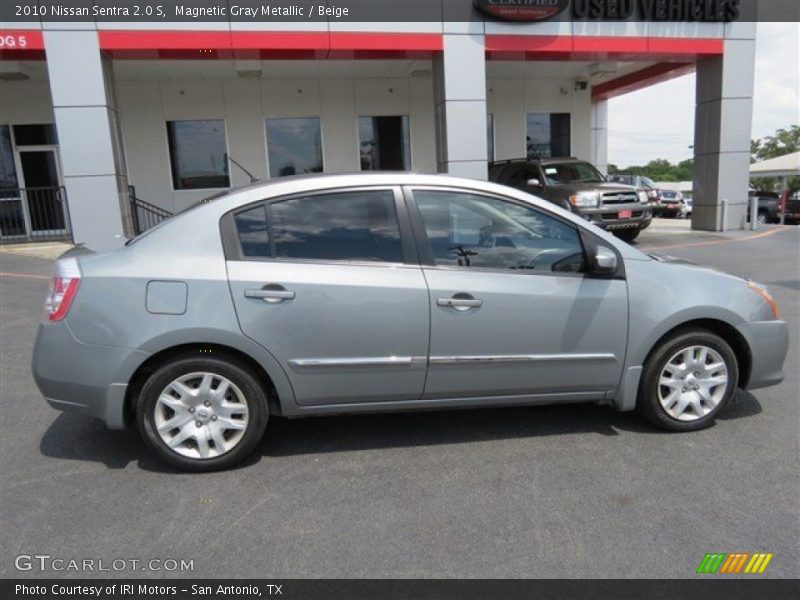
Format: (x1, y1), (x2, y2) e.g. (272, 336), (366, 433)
(32, 173), (788, 471)
(747, 190), (781, 224)
(607, 173), (660, 206)
(490, 157), (651, 242)
(683, 196), (693, 218)
(657, 190), (686, 218)
(784, 191), (800, 224)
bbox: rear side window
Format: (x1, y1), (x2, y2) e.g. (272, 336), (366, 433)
(232, 190), (403, 263)
(234, 204), (269, 258)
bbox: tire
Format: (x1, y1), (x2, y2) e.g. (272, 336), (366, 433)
(137, 355), (269, 471)
(757, 211), (768, 225)
(614, 228), (640, 243)
(637, 330), (738, 432)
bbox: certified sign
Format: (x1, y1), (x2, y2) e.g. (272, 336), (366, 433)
(474, 0), (569, 22)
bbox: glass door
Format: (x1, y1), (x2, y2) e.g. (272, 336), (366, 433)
(0, 125), (26, 239)
(18, 148), (67, 236)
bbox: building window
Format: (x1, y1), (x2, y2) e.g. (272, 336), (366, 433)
(526, 113), (571, 158)
(166, 120), (229, 190)
(359, 116), (410, 171)
(487, 113), (495, 162)
(13, 124), (58, 146)
(0, 126), (19, 193)
(266, 117), (323, 178)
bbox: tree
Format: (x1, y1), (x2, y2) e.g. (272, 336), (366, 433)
(750, 125), (799, 192)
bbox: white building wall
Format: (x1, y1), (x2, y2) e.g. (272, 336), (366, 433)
(0, 80), (54, 124)
(487, 74), (592, 163)
(116, 74), (440, 212)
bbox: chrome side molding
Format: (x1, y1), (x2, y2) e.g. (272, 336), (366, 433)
(289, 356), (427, 370)
(429, 353), (616, 365)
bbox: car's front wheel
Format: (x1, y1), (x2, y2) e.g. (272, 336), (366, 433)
(137, 355), (269, 471)
(614, 228), (640, 243)
(637, 330), (738, 431)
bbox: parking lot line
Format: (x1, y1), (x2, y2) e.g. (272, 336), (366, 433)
(0, 272), (51, 280)
(639, 226), (786, 251)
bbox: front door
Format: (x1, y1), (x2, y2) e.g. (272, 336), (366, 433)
(18, 149), (67, 236)
(226, 187), (429, 406)
(407, 187), (628, 401)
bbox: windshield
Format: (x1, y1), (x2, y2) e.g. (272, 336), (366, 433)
(540, 162), (605, 185)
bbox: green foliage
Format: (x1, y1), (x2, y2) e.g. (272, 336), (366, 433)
(608, 158), (693, 183)
(609, 126), (798, 191)
(750, 125), (799, 192)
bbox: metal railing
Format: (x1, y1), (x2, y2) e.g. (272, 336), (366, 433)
(129, 186), (173, 235)
(0, 186), (72, 244)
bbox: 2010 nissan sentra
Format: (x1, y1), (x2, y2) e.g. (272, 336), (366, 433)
(32, 173), (789, 471)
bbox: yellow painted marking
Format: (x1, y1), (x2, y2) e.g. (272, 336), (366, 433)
(758, 553), (773, 573)
(640, 226), (786, 252)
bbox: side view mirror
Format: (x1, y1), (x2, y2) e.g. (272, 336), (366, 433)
(526, 178), (542, 187)
(593, 245), (618, 275)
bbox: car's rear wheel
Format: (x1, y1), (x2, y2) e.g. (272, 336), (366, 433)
(756, 211), (768, 225)
(614, 228), (640, 243)
(137, 356), (268, 471)
(637, 330), (738, 431)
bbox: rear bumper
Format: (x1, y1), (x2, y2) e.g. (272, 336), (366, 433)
(737, 320), (789, 390)
(32, 321), (148, 429)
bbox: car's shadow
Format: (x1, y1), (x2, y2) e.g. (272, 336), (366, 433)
(39, 390), (763, 473)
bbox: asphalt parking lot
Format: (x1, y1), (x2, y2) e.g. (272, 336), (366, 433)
(1, 222), (798, 579)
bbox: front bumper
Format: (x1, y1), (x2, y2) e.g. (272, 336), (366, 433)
(32, 321), (148, 429)
(580, 203), (652, 231)
(736, 320), (789, 390)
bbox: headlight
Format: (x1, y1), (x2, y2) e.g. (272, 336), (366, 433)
(747, 281), (780, 319)
(568, 192), (600, 208)
(638, 190), (649, 204)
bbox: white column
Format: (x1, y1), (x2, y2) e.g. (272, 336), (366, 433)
(590, 99), (609, 175)
(692, 29), (757, 231)
(433, 33), (488, 180)
(43, 28), (129, 250)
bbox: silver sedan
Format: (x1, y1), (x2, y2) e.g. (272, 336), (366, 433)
(32, 173), (789, 471)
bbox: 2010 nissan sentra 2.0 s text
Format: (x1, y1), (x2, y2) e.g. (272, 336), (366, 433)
(31, 173), (789, 471)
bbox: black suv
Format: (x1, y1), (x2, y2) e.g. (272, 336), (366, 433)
(490, 157), (652, 242)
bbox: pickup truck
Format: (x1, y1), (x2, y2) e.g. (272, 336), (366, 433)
(489, 157), (652, 242)
(747, 190), (781, 224)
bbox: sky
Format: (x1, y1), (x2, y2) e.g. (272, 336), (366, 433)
(607, 22), (800, 169)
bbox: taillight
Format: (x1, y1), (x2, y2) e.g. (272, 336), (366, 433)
(44, 258), (81, 322)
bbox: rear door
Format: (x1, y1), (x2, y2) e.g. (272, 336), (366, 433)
(225, 187), (429, 406)
(406, 187), (628, 401)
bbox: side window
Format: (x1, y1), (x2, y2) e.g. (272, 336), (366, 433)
(413, 190), (585, 274)
(233, 190), (403, 263)
(233, 204), (269, 258)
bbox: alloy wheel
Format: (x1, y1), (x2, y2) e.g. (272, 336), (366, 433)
(657, 345), (729, 421)
(154, 372), (250, 459)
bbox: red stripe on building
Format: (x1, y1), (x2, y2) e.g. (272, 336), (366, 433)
(0, 29), (45, 59)
(485, 34), (724, 61)
(591, 62), (696, 100)
(98, 30), (442, 60)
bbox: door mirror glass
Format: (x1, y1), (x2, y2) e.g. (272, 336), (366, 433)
(593, 245), (618, 275)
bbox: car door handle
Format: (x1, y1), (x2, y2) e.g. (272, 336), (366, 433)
(244, 287), (295, 304)
(437, 295), (483, 311)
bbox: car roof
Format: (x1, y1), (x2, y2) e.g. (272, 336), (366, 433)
(489, 157), (584, 166)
